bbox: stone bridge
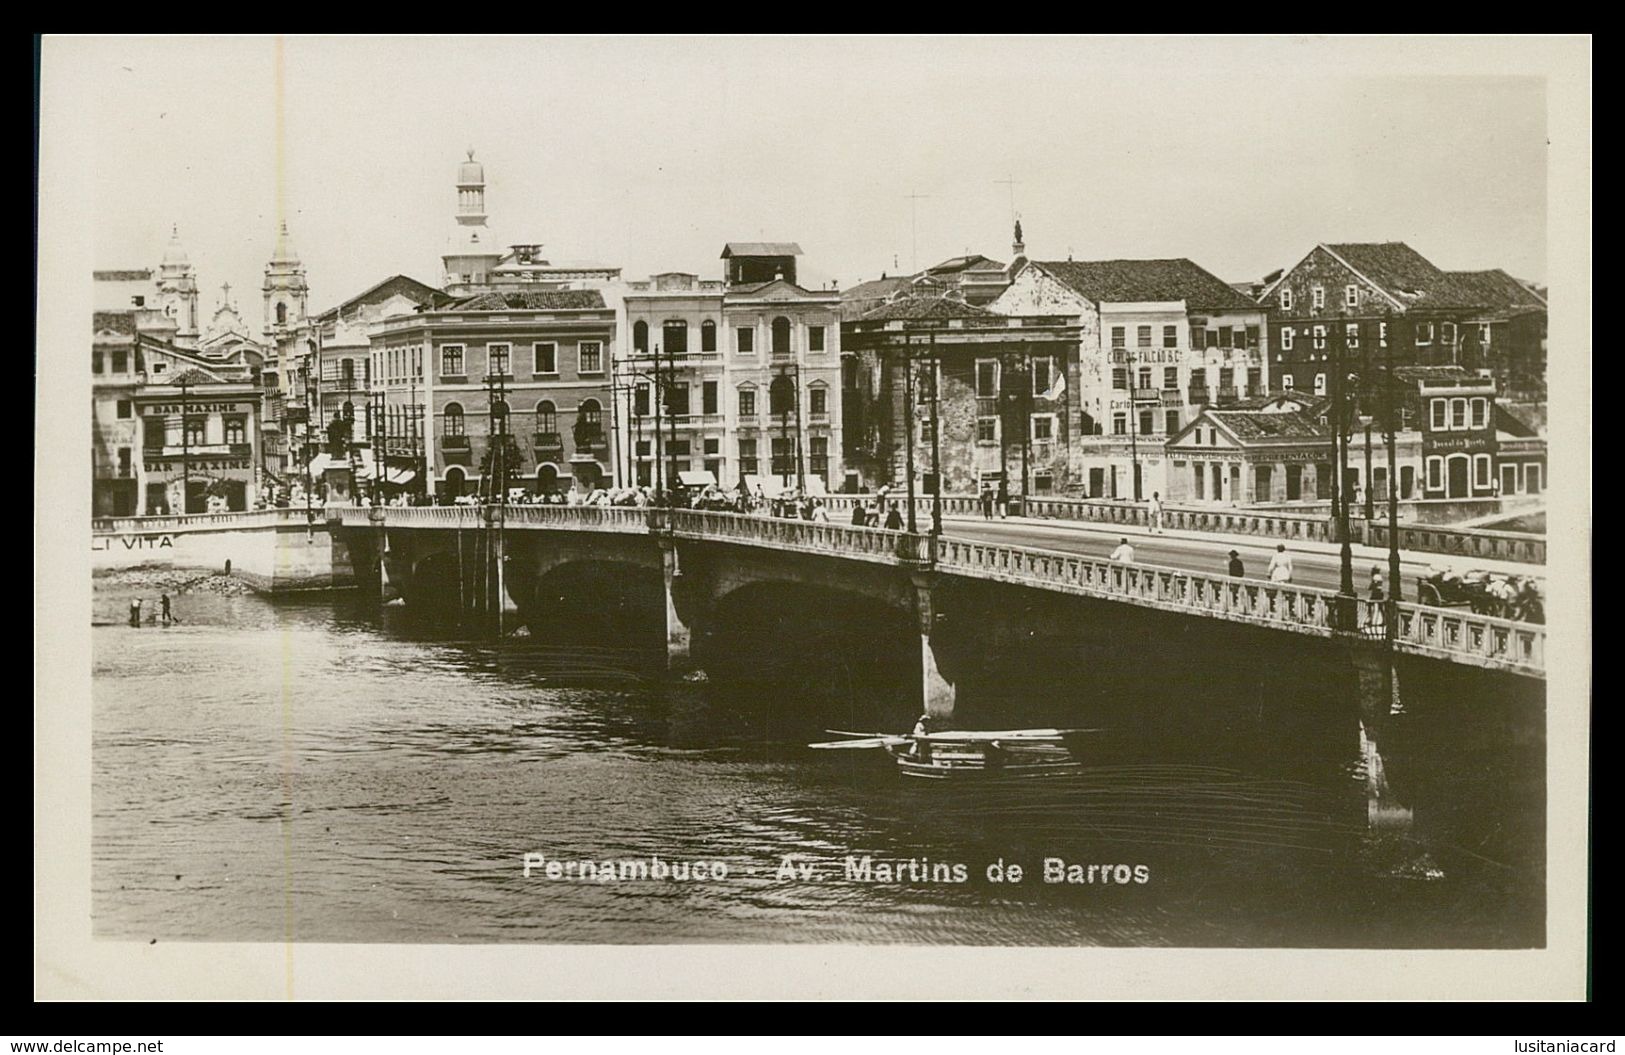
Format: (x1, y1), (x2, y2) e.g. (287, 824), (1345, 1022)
(328, 504), (1545, 685)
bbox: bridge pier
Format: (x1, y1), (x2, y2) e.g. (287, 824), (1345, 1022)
(1350, 645), (1413, 832)
(911, 571), (957, 721)
(660, 536), (693, 671)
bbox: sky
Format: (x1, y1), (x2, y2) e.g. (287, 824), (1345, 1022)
(63, 36), (1550, 333)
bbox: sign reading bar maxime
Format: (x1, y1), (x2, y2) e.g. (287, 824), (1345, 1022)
(145, 402), (252, 415)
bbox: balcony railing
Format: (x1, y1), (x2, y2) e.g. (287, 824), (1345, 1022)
(534, 431), (564, 451)
(1189, 388), (1211, 406)
(442, 434), (471, 451)
(1215, 387), (1241, 404)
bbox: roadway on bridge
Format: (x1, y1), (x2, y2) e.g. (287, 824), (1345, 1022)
(941, 516), (1465, 597)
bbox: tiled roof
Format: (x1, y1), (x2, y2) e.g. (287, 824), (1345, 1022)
(1034, 258), (1259, 311)
(859, 296), (999, 322)
(1208, 409), (1330, 441)
(842, 276), (914, 302)
(1446, 269), (1547, 313)
(721, 242), (803, 258)
(1391, 364), (1484, 384)
(926, 254), (1006, 275)
(93, 310), (136, 335)
(315, 274), (442, 321)
(445, 290), (606, 311)
(1323, 243), (1486, 310)
(94, 270), (153, 281)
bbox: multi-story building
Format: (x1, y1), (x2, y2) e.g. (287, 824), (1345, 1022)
(92, 303), (265, 515)
(1257, 242), (1493, 405)
(720, 244), (843, 494)
(621, 272), (728, 489)
(1445, 268), (1548, 409)
(991, 255), (1269, 500)
(373, 289), (617, 501)
(622, 246), (843, 494)
(841, 296), (1081, 497)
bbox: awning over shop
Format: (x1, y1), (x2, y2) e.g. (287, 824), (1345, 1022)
(384, 466), (418, 486)
(678, 470), (718, 488)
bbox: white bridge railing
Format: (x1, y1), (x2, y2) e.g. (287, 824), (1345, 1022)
(312, 505), (1550, 676)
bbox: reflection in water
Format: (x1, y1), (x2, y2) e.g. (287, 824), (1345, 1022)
(91, 580), (1543, 947)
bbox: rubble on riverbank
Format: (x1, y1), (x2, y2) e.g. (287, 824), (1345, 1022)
(92, 567), (259, 596)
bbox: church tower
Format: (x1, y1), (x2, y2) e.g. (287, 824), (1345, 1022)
(155, 225), (200, 341)
(442, 150), (504, 293)
(262, 221), (309, 341)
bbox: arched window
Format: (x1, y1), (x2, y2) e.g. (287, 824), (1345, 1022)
(443, 466), (466, 499)
(276, 302), (287, 326)
(536, 400), (557, 433)
(633, 320), (649, 354)
(663, 320), (689, 357)
(770, 374), (795, 416)
(575, 398), (604, 447)
(701, 319), (717, 352)
(443, 402), (465, 436)
(771, 316), (792, 357)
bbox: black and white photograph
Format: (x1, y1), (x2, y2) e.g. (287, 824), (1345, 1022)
(35, 34), (1591, 1000)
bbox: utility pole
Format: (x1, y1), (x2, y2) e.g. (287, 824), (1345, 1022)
(1333, 326), (1356, 628)
(1126, 350), (1140, 502)
(929, 332), (942, 541)
(994, 175), (1021, 232)
(905, 191), (929, 275)
(653, 344), (666, 498)
(179, 374), (191, 515)
(1384, 340), (1402, 702)
(792, 363), (805, 495)
(903, 342), (917, 534)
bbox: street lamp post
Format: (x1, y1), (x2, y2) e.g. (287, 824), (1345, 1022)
(929, 332), (943, 540)
(179, 374), (191, 515)
(1332, 327), (1356, 629)
(902, 342), (917, 534)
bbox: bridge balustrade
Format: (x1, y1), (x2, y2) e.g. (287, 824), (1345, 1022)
(312, 504), (1547, 675)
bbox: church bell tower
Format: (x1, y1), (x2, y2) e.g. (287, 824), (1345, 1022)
(263, 221), (310, 340)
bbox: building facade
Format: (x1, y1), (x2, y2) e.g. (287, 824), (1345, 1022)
(991, 257), (1269, 500)
(841, 297), (1082, 497)
(622, 246), (844, 495)
(372, 290), (617, 501)
(1258, 243), (1493, 405)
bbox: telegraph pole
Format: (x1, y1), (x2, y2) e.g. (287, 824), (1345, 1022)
(905, 191), (929, 275)
(1383, 343), (1402, 709)
(929, 332), (942, 540)
(1333, 326), (1356, 627)
(652, 344), (666, 498)
(903, 343), (917, 533)
(180, 374), (191, 515)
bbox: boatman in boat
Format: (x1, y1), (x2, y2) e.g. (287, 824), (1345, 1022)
(910, 714), (935, 762)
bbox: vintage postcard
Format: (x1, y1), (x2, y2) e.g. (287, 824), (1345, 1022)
(35, 34), (1592, 1000)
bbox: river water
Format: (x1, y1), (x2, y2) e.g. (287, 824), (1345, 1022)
(91, 577), (1545, 947)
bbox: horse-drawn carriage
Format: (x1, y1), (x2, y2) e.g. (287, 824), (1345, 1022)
(1417, 567), (1544, 624)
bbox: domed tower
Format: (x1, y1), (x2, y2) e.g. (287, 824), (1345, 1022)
(442, 149), (503, 293)
(263, 220), (310, 340)
(155, 224), (200, 341)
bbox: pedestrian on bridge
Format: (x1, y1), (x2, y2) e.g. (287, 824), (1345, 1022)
(995, 477), (1009, 519)
(884, 503), (903, 531)
(1110, 538), (1135, 563)
(980, 485), (995, 520)
(1227, 550), (1244, 578)
(1267, 544), (1294, 584)
(851, 502), (868, 528)
(1149, 492), (1165, 535)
